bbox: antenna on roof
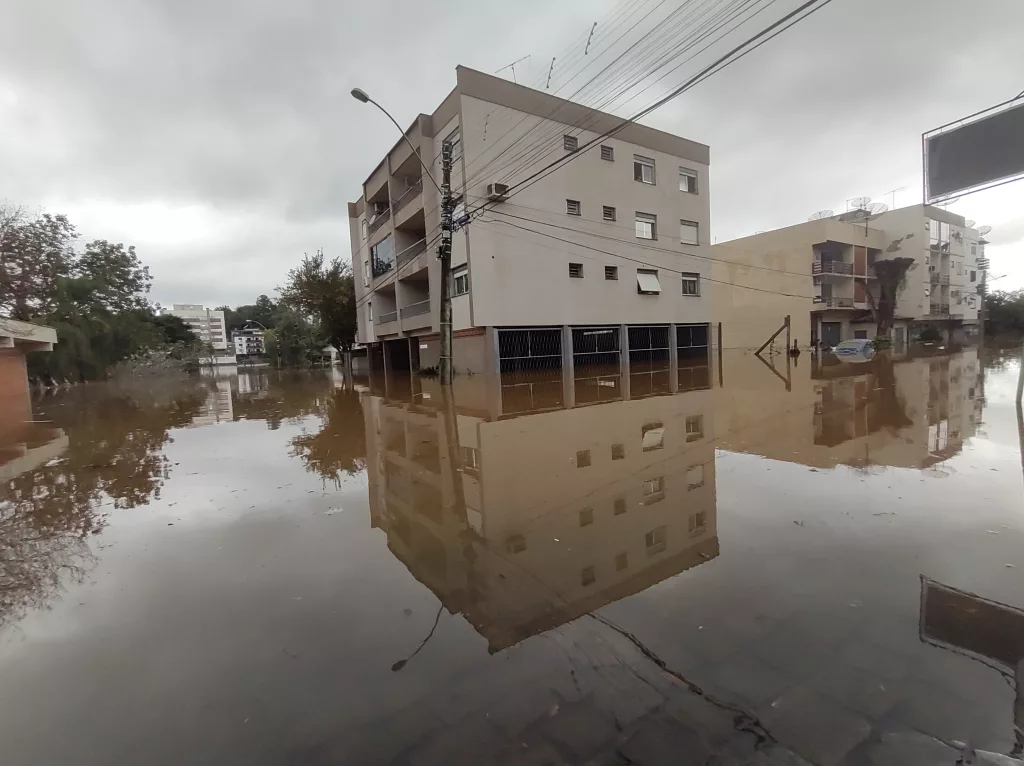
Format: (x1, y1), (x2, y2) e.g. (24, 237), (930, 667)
(584, 22), (598, 55)
(494, 55), (531, 84)
(807, 209), (834, 221)
(977, 225), (993, 237)
(965, 219), (976, 228)
(846, 196), (871, 211)
(546, 57), (556, 89)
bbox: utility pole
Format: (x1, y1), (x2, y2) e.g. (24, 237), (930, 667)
(438, 140), (454, 385)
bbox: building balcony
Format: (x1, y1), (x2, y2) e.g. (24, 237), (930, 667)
(929, 272), (950, 285)
(397, 238), (428, 267)
(375, 310), (399, 335)
(400, 299), (432, 331)
(812, 297), (855, 309)
(812, 261), (854, 276)
(929, 303), (951, 316)
(368, 207), (391, 235)
(391, 180), (423, 216)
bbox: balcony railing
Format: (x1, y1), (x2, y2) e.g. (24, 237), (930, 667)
(368, 208), (391, 234)
(376, 310), (398, 325)
(812, 261), (854, 276)
(929, 272), (950, 284)
(391, 180), (423, 214)
(813, 297), (855, 308)
(929, 304), (951, 316)
(397, 238), (428, 266)
(400, 299), (431, 318)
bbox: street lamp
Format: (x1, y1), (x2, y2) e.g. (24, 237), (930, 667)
(350, 88), (442, 194)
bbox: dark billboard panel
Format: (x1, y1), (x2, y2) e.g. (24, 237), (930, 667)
(924, 97), (1024, 203)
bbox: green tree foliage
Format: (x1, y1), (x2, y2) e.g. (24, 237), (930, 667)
(856, 257), (916, 338)
(279, 250), (356, 353)
(219, 294), (279, 335)
(984, 290), (1024, 336)
(0, 206), (77, 320)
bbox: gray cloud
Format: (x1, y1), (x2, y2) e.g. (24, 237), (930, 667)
(2, 0), (1022, 306)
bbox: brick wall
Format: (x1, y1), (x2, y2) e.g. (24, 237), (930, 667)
(0, 348), (32, 439)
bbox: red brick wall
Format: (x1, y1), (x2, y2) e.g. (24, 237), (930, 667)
(0, 348), (32, 439)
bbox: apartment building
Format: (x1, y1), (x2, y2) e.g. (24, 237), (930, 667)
(711, 205), (983, 351)
(348, 66), (712, 377)
(232, 327), (265, 357)
(167, 304), (229, 351)
(361, 376), (716, 652)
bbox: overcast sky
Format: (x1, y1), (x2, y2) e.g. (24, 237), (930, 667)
(2, 0), (1022, 307)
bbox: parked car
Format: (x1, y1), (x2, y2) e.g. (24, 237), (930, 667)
(834, 338), (875, 363)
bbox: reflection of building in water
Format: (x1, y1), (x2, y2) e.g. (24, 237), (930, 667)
(363, 370), (717, 652)
(190, 380), (234, 426)
(717, 349), (982, 470)
(0, 421), (68, 483)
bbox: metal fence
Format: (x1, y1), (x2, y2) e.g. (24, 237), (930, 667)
(498, 328), (562, 373)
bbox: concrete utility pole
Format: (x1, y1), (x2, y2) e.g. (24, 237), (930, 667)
(438, 140), (455, 385)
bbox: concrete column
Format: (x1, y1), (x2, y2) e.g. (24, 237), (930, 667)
(487, 326), (501, 376)
(561, 325), (575, 409)
(620, 324), (631, 401)
(668, 324), (679, 393)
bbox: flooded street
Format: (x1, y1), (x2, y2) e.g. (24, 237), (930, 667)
(2, 349), (1023, 765)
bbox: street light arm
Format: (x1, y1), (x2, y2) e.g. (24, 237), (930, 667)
(361, 95), (444, 195)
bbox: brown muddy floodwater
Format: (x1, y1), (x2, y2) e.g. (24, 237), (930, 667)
(1, 349), (1023, 765)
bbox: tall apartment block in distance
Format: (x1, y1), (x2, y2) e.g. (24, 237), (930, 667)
(167, 304), (229, 351)
(711, 204), (984, 352)
(348, 66), (712, 388)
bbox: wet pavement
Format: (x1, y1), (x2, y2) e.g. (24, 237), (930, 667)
(1, 349), (1023, 765)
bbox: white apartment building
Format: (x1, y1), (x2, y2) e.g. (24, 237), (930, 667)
(711, 204), (984, 352)
(348, 66), (712, 377)
(167, 304), (229, 351)
(232, 328), (265, 357)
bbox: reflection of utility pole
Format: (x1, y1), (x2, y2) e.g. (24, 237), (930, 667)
(438, 141), (454, 385)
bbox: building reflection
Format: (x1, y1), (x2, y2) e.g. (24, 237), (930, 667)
(362, 364), (717, 652)
(716, 349), (983, 470)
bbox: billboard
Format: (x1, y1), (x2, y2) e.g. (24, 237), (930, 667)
(923, 96), (1024, 203)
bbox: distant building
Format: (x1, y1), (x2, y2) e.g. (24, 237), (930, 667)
(349, 65), (712, 377)
(711, 204), (984, 351)
(168, 305), (229, 351)
(232, 327), (265, 357)
(0, 319), (57, 439)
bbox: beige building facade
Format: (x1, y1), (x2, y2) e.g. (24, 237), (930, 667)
(348, 66), (712, 378)
(711, 205), (984, 352)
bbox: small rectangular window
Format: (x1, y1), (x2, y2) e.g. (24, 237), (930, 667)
(970, 270), (976, 282)
(645, 526), (666, 555)
(579, 508), (594, 527)
(602, 205), (616, 221)
(636, 269), (661, 295)
(688, 511), (707, 534)
(680, 219), (699, 245)
(681, 273), (700, 296)
(581, 565), (595, 586)
(642, 421), (664, 452)
(686, 415), (704, 442)
(569, 263), (584, 279)
(600, 145), (614, 161)
(563, 135), (578, 152)
(611, 443), (625, 460)
(679, 167), (698, 193)
(633, 155), (656, 184)
(971, 244), (977, 255)
(576, 448), (591, 466)
(687, 465), (705, 490)
(361, 219), (368, 240)
(453, 267), (469, 296)
(613, 497), (627, 515)
(566, 199), (581, 216)
(635, 212), (657, 240)
(605, 265), (618, 280)
(615, 552), (628, 571)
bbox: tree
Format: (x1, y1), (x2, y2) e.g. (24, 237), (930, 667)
(984, 290), (1024, 336)
(0, 206), (77, 320)
(279, 250), (356, 354)
(152, 314), (198, 346)
(74, 240), (152, 313)
(856, 257), (915, 338)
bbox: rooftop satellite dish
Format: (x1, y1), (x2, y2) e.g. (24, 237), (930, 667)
(807, 209), (834, 221)
(847, 196), (871, 211)
(965, 219), (976, 228)
(978, 225), (993, 237)
(866, 202), (888, 215)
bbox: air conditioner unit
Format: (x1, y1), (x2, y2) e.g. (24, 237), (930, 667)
(486, 182), (509, 201)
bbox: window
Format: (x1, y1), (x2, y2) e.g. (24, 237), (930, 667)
(600, 145), (614, 161)
(641, 421), (665, 451)
(613, 497), (627, 515)
(970, 270), (976, 282)
(636, 268), (661, 295)
(563, 134), (578, 152)
(581, 566), (595, 586)
(569, 263), (584, 279)
(453, 267), (469, 296)
(579, 508), (594, 527)
(971, 244), (977, 255)
(368, 301), (373, 321)
(446, 127), (462, 161)
(635, 212), (657, 240)
(686, 465), (705, 490)
(371, 235), (395, 278)
(611, 443), (625, 460)
(643, 476), (665, 504)
(681, 273), (700, 296)
(680, 219), (699, 245)
(854, 330), (868, 340)
(633, 155), (656, 184)
(685, 415), (704, 442)
(688, 511), (707, 535)
(566, 199), (581, 216)
(460, 445), (479, 473)
(615, 552), (628, 571)
(361, 219), (368, 240)
(605, 265), (618, 281)
(505, 534), (526, 554)
(645, 526), (666, 555)
(679, 167), (698, 193)
(576, 449), (591, 467)
(602, 205), (616, 221)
